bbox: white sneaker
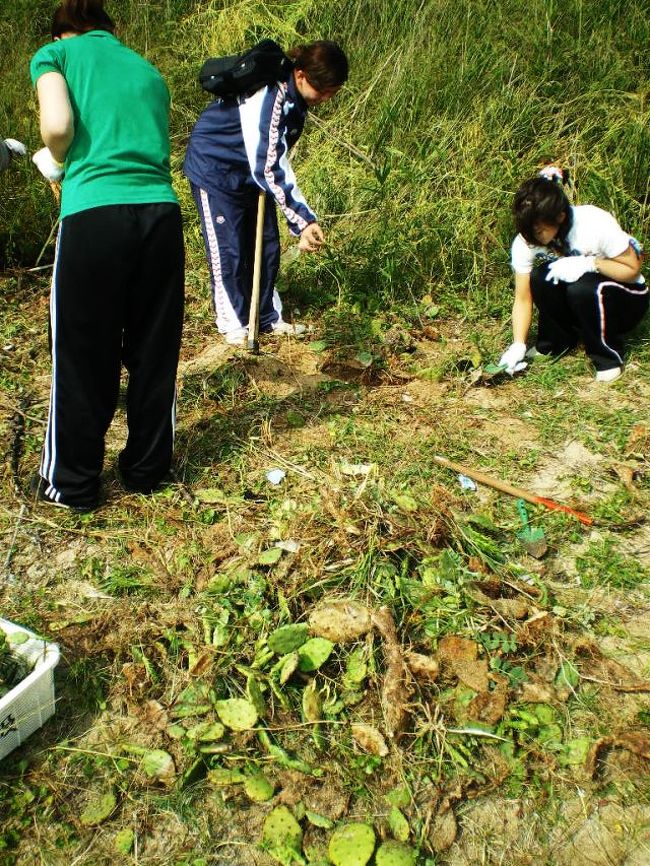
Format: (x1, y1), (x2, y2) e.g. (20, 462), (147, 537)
(525, 347), (552, 360)
(271, 320), (306, 336)
(223, 327), (248, 346)
(595, 366), (622, 383)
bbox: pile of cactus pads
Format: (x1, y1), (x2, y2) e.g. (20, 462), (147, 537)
(0, 626), (32, 699)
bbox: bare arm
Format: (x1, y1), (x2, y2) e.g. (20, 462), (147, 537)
(36, 72), (74, 163)
(594, 244), (642, 283)
(511, 271), (533, 344)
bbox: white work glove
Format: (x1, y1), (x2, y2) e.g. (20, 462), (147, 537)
(545, 255), (596, 284)
(498, 341), (527, 374)
(32, 147), (65, 182)
(4, 138), (27, 158)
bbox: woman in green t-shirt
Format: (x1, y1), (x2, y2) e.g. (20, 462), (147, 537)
(30, 0), (184, 512)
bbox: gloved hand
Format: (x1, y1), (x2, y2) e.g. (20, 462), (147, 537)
(498, 341), (527, 373)
(32, 147), (65, 182)
(546, 255), (596, 284)
(3, 138), (27, 158)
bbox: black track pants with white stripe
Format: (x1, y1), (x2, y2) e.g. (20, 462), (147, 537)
(190, 180), (282, 335)
(40, 203), (184, 507)
(530, 265), (649, 371)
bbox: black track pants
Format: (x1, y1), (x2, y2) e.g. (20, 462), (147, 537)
(530, 264), (649, 371)
(40, 203), (184, 507)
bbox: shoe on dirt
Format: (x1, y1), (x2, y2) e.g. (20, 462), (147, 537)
(270, 320), (306, 336)
(223, 327), (248, 345)
(595, 366), (622, 383)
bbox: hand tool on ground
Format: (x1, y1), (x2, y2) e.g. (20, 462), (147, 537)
(247, 190), (266, 354)
(434, 454), (593, 526)
(516, 498), (548, 557)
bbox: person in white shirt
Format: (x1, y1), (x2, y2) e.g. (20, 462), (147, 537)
(499, 167), (648, 382)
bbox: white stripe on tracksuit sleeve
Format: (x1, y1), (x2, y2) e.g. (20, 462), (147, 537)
(239, 84), (317, 236)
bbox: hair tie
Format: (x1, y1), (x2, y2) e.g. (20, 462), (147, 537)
(539, 165), (569, 186)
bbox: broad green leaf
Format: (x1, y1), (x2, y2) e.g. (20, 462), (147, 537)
(388, 807), (410, 842)
(208, 767), (246, 786)
(258, 547), (284, 566)
(194, 487), (227, 503)
(298, 638), (334, 672)
(245, 772), (275, 802)
(114, 829), (135, 856)
(555, 660), (580, 689)
(80, 791), (117, 827)
(141, 749), (175, 781)
(306, 810), (334, 829)
(268, 623), (309, 655)
(328, 823), (376, 866)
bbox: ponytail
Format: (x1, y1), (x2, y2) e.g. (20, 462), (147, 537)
(51, 0), (115, 39)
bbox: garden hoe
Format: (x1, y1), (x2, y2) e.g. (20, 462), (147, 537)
(247, 190), (266, 355)
(434, 454), (593, 526)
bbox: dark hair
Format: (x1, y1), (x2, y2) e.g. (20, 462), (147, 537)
(51, 0), (115, 39)
(290, 40), (348, 90)
(513, 176), (572, 250)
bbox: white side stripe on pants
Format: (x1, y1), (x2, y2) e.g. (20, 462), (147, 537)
(198, 187), (242, 334)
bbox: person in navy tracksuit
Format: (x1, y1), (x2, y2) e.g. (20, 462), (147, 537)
(184, 40), (348, 344)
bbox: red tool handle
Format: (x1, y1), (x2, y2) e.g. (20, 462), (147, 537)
(535, 497), (593, 526)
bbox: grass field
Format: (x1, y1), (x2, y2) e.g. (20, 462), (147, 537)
(1, 1), (650, 864)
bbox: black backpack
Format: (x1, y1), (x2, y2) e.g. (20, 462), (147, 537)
(199, 39), (293, 99)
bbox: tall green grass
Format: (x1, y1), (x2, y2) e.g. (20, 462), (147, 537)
(1, 0), (649, 319)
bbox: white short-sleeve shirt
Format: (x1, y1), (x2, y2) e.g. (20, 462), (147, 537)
(511, 205), (643, 283)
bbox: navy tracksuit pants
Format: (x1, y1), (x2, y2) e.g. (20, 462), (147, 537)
(191, 176), (284, 335)
(531, 263), (649, 371)
(40, 203), (184, 508)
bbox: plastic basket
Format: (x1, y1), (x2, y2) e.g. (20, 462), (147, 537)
(0, 617), (60, 760)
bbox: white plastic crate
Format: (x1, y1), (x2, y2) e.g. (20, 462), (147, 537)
(0, 617), (60, 760)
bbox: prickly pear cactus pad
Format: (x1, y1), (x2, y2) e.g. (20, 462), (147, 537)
(244, 772), (275, 802)
(374, 840), (417, 866)
(262, 805), (303, 857)
(297, 637), (334, 672)
(214, 698), (259, 730)
(328, 822), (376, 866)
(0, 627), (32, 697)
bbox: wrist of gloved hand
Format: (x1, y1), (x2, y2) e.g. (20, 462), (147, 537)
(32, 147), (65, 182)
(4, 138), (27, 158)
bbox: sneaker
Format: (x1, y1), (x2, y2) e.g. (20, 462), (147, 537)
(595, 366), (622, 383)
(29, 474), (97, 513)
(223, 327), (248, 346)
(270, 320), (306, 336)
(525, 347), (552, 361)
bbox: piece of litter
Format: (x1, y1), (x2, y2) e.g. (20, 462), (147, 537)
(458, 474), (477, 491)
(340, 461), (374, 477)
(266, 469), (286, 485)
(506, 361), (528, 375)
(275, 539), (300, 553)
(401, 393), (413, 403)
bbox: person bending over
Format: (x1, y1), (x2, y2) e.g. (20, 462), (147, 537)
(30, 0), (184, 511)
(184, 40), (348, 345)
(499, 167), (648, 382)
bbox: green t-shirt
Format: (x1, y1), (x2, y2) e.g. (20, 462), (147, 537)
(30, 31), (178, 218)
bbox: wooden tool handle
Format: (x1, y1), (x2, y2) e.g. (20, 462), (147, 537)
(433, 455), (539, 504)
(247, 190), (266, 353)
(434, 455), (593, 525)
